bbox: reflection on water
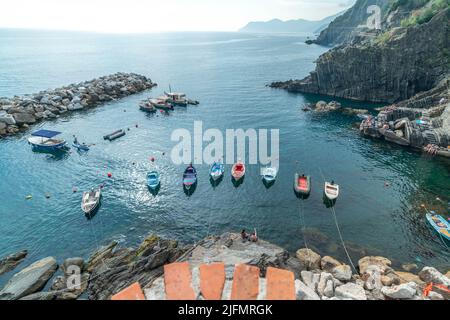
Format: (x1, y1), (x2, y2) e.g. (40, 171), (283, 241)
(0, 31), (449, 286)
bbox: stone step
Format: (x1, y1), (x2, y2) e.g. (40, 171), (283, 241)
(111, 282), (145, 300)
(164, 262), (196, 300)
(266, 267), (296, 300)
(230, 264), (260, 300)
(199, 263), (226, 300)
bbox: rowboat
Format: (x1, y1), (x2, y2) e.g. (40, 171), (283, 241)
(261, 167), (277, 183)
(72, 142), (90, 152)
(28, 130), (67, 151)
(210, 162), (224, 181)
(81, 188), (101, 216)
(294, 173), (311, 196)
(231, 161), (246, 181)
(426, 212), (450, 242)
(147, 171), (161, 190)
(324, 181), (339, 201)
(183, 165), (197, 190)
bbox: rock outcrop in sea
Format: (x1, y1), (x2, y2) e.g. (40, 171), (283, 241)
(0, 72), (156, 138)
(0, 233), (448, 300)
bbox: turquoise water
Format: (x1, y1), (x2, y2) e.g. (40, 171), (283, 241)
(0, 30), (449, 283)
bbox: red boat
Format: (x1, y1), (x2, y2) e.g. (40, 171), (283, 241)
(294, 173), (311, 196)
(231, 161), (246, 181)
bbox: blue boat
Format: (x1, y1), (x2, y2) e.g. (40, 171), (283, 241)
(28, 129), (67, 151)
(183, 165), (197, 190)
(72, 142), (90, 152)
(209, 162), (224, 181)
(147, 171), (161, 190)
(426, 212), (450, 242)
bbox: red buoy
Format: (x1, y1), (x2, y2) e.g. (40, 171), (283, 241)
(107, 172), (112, 178)
(150, 157), (155, 162)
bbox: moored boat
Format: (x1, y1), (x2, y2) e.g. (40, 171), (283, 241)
(231, 161), (246, 181)
(150, 97), (174, 110)
(261, 167), (277, 183)
(426, 212), (450, 242)
(28, 129), (67, 151)
(209, 162), (224, 181)
(183, 164), (197, 190)
(147, 171), (161, 190)
(324, 181), (339, 201)
(294, 173), (311, 196)
(164, 92), (188, 106)
(81, 188), (102, 215)
(139, 101), (157, 112)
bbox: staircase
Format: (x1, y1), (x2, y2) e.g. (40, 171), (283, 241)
(111, 262), (296, 300)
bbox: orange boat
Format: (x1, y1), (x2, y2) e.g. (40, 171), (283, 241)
(231, 161), (246, 181)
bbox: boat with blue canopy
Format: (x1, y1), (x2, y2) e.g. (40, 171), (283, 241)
(209, 162), (224, 181)
(426, 211), (450, 242)
(28, 129), (67, 151)
(147, 171), (161, 191)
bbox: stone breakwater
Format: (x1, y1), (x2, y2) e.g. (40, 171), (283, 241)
(0, 72), (156, 138)
(0, 233), (449, 300)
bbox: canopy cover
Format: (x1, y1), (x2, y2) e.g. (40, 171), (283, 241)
(31, 129), (62, 138)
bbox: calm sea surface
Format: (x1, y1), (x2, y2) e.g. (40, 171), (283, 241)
(0, 30), (448, 284)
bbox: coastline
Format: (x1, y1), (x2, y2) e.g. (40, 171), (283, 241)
(0, 73), (156, 138)
(1, 232), (448, 300)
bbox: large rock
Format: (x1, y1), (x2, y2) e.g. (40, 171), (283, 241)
(296, 248), (321, 270)
(317, 272), (333, 297)
(358, 256), (392, 275)
(12, 112), (36, 125)
(331, 265), (353, 282)
(394, 271), (424, 285)
(300, 270), (320, 291)
(295, 280), (320, 300)
(86, 241), (118, 273)
(0, 250), (28, 275)
(321, 256), (341, 272)
(0, 257), (58, 300)
(381, 282), (417, 300)
(335, 283), (367, 300)
(62, 257), (85, 275)
(418, 267), (450, 287)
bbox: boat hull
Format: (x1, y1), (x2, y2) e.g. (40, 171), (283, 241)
(426, 213), (450, 241)
(294, 174), (311, 196)
(231, 163), (245, 181)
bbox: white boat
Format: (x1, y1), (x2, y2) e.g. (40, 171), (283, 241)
(324, 182), (339, 201)
(261, 167), (277, 183)
(164, 92), (188, 106)
(81, 189), (102, 215)
(28, 129), (67, 151)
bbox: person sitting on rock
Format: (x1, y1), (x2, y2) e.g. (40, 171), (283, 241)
(250, 229), (258, 242)
(241, 229), (249, 241)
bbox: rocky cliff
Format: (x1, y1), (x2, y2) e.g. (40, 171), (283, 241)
(271, 7), (450, 104)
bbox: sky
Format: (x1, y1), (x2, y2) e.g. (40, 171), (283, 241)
(0, 0), (356, 33)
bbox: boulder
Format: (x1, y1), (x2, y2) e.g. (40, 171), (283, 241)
(67, 103), (83, 111)
(418, 267), (450, 287)
(86, 241), (117, 273)
(300, 270), (320, 291)
(428, 291), (444, 301)
(401, 263), (418, 272)
(20, 291), (78, 300)
(335, 283), (367, 300)
(0, 111), (16, 125)
(317, 272), (333, 297)
(0, 257), (58, 300)
(12, 112), (36, 125)
(363, 265), (382, 291)
(294, 280), (320, 300)
(358, 256), (392, 275)
(0, 250), (28, 275)
(320, 256), (342, 271)
(331, 265), (353, 282)
(381, 282), (417, 300)
(62, 257), (85, 275)
(394, 271), (424, 285)
(296, 248), (321, 270)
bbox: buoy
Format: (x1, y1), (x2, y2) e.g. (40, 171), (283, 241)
(135, 124), (138, 128)
(72, 187), (77, 193)
(26, 195), (32, 200)
(45, 193), (51, 199)
(107, 172), (112, 178)
(150, 157), (155, 162)
(100, 184), (104, 189)
(162, 152), (165, 156)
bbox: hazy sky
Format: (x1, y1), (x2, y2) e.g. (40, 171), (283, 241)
(0, 0), (356, 33)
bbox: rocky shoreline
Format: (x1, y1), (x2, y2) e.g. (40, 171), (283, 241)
(0, 232), (448, 300)
(0, 72), (156, 138)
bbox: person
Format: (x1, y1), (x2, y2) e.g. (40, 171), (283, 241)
(73, 135), (79, 145)
(241, 229), (249, 241)
(250, 229), (258, 242)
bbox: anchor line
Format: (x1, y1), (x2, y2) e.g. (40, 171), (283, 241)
(299, 198), (312, 269)
(318, 167), (358, 274)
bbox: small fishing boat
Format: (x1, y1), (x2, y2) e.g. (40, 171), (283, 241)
(147, 171), (161, 190)
(426, 212), (450, 242)
(28, 130), (67, 151)
(231, 161), (246, 181)
(139, 101), (157, 113)
(183, 165), (197, 190)
(164, 92), (188, 106)
(210, 162), (224, 181)
(150, 97), (174, 110)
(81, 188), (101, 215)
(261, 167), (277, 183)
(294, 173), (311, 196)
(72, 142), (90, 152)
(324, 181), (339, 201)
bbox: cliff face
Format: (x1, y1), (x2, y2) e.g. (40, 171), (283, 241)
(314, 0), (390, 46)
(271, 8), (450, 103)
